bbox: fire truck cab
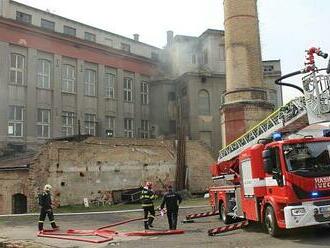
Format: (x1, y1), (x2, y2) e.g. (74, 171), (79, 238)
(209, 136), (330, 236)
(209, 47), (330, 236)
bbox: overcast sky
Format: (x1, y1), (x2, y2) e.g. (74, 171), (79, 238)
(16, 0), (330, 103)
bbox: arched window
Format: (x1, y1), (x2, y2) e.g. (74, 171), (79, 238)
(84, 69), (96, 96)
(62, 64), (75, 93)
(37, 59), (51, 89)
(10, 53), (25, 85)
(198, 90), (210, 115)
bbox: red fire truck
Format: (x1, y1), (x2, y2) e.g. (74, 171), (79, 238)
(209, 48), (330, 236)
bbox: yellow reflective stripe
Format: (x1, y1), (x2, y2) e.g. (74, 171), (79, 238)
(149, 215), (155, 219)
(38, 221), (44, 223)
(142, 203), (154, 207)
(50, 220), (56, 223)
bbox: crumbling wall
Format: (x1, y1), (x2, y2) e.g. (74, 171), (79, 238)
(0, 137), (216, 213)
(37, 138), (177, 206)
(185, 141), (214, 193)
(0, 170), (29, 214)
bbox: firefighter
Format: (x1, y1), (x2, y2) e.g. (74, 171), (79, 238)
(140, 182), (156, 230)
(160, 185), (182, 230)
(38, 184), (59, 232)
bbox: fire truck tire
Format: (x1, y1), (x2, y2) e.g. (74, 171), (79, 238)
(219, 202), (232, 224)
(264, 205), (281, 237)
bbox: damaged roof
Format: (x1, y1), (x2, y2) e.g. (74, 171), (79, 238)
(0, 155), (35, 171)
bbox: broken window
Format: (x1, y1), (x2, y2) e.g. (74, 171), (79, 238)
(8, 105), (24, 137)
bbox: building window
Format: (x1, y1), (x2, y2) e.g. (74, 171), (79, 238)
(151, 52), (159, 61)
(63, 25), (76, 36)
(121, 43), (130, 52)
(85, 32), (96, 42)
(124, 77), (133, 102)
(37, 59), (51, 89)
(264, 65), (274, 72)
(168, 92), (176, 101)
(106, 116), (115, 136)
(124, 118), (134, 138)
(10, 53), (25, 85)
(140, 81), (149, 105)
(181, 87), (187, 97)
(192, 54), (196, 64)
(85, 113), (96, 136)
(169, 120), (176, 134)
(41, 19), (55, 31)
(203, 49), (208, 65)
(62, 64), (75, 93)
(140, 120), (149, 138)
(62, 112), (74, 136)
(198, 90), (210, 115)
(84, 69), (96, 96)
(16, 11), (31, 24)
(37, 109), (50, 138)
(8, 106), (24, 137)
(105, 73), (115, 98)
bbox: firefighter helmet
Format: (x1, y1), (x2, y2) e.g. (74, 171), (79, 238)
(146, 182), (153, 188)
(44, 184), (52, 191)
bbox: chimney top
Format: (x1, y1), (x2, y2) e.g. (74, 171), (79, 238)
(133, 33), (139, 41)
(167, 30), (174, 47)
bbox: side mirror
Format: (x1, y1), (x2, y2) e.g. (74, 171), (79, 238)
(262, 149), (274, 174)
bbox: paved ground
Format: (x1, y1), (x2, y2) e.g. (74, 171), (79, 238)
(1, 207), (330, 248)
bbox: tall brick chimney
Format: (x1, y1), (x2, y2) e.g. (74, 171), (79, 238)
(220, 0), (274, 146)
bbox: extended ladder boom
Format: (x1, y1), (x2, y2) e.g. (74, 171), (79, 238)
(218, 48), (330, 163)
(218, 97), (308, 162)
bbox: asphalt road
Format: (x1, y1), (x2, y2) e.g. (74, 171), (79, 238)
(1, 207), (330, 248)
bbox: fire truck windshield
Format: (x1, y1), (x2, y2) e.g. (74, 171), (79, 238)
(283, 142), (330, 177)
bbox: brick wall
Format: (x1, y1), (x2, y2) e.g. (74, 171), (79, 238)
(0, 137), (215, 214)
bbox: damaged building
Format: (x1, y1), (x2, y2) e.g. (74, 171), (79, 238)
(0, 137), (214, 214)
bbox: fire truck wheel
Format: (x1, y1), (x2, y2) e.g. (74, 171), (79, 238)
(220, 202), (232, 224)
(264, 205), (281, 237)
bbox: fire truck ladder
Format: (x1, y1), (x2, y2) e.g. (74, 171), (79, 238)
(218, 69), (330, 163)
(218, 97), (308, 162)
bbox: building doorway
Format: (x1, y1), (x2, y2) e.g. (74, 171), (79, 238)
(12, 193), (27, 214)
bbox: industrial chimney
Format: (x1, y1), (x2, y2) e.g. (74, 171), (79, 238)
(220, 0), (274, 145)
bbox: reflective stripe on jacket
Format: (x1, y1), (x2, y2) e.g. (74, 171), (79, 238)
(140, 187), (155, 207)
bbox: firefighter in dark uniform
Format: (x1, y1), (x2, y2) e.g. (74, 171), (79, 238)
(38, 184), (59, 231)
(160, 185), (182, 230)
(140, 182), (156, 229)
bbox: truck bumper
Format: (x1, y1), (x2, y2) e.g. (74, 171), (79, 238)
(284, 201), (330, 229)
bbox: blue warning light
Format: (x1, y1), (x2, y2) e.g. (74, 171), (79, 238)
(272, 132), (282, 141)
